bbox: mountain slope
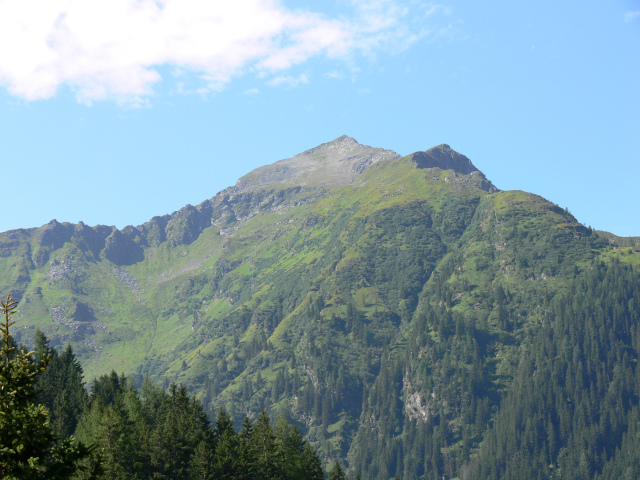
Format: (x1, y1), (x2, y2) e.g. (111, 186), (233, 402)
(2, 135), (639, 477)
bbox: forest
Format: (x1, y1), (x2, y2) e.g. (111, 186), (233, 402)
(3, 258), (640, 479)
(1, 295), (342, 479)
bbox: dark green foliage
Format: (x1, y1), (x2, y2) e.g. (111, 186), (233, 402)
(0, 294), (96, 479)
(469, 260), (640, 480)
(595, 408), (640, 480)
(345, 259), (640, 479)
(35, 330), (88, 438)
(72, 372), (325, 479)
(329, 461), (348, 480)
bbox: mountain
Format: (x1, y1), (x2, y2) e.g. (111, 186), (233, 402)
(1, 135), (639, 478)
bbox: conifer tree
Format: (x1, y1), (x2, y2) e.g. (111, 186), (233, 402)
(0, 294), (98, 479)
(273, 414), (305, 479)
(328, 460), (347, 480)
(189, 440), (215, 480)
(35, 331), (88, 438)
(212, 407), (241, 479)
(300, 442), (324, 480)
(237, 416), (258, 479)
(251, 409), (278, 479)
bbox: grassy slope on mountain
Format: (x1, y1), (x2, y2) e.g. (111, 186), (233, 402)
(1, 139), (638, 477)
(125, 153), (626, 472)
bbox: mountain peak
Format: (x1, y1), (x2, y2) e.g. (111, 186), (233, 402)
(409, 144), (480, 175)
(330, 134), (357, 144)
(299, 134), (363, 157)
(408, 144), (498, 192)
(235, 136), (400, 191)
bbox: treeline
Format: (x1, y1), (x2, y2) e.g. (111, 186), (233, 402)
(31, 332), (339, 479)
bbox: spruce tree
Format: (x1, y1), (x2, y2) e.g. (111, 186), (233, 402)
(251, 409), (278, 479)
(212, 407), (241, 479)
(328, 460), (347, 480)
(238, 416), (258, 479)
(35, 331), (88, 438)
(300, 443), (324, 480)
(0, 294), (98, 479)
(273, 414), (305, 479)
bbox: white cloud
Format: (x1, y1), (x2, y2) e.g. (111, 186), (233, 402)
(624, 11), (640, 22)
(243, 88), (259, 95)
(267, 74), (309, 88)
(0, 0), (438, 103)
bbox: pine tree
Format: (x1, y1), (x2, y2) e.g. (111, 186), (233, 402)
(238, 416), (258, 480)
(189, 440), (215, 480)
(251, 409), (278, 479)
(328, 460), (347, 480)
(35, 332), (88, 438)
(212, 407), (241, 479)
(92, 403), (136, 479)
(0, 294), (98, 479)
(273, 414), (306, 479)
(300, 443), (324, 480)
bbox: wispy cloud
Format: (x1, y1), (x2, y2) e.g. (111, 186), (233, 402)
(243, 88), (259, 95)
(0, 0), (442, 104)
(267, 74), (309, 88)
(624, 11), (640, 22)
(324, 70), (343, 79)
(349, 1), (450, 55)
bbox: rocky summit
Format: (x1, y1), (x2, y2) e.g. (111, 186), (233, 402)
(235, 135), (401, 191)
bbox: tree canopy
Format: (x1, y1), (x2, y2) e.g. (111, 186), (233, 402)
(0, 294), (97, 479)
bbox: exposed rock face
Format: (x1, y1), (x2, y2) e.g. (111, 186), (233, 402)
(404, 380), (431, 423)
(115, 136), (400, 249)
(35, 220), (74, 266)
(234, 135), (401, 191)
(112, 266), (143, 300)
(410, 144), (499, 192)
(409, 144), (479, 174)
(73, 222), (110, 259)
(67, 300), (95, 323)
(165, 204), (212, 247)
(49, 300), (104, 343)
(36, 219), (73, 250)
(101, 229), (144, 266)
(32, 220), (113, 267)
(137, 215), (169, 247)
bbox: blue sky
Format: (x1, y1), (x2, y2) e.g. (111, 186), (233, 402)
(1, 0), (638, 236)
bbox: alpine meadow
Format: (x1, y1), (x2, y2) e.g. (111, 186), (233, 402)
(2, 136), (640, 479)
